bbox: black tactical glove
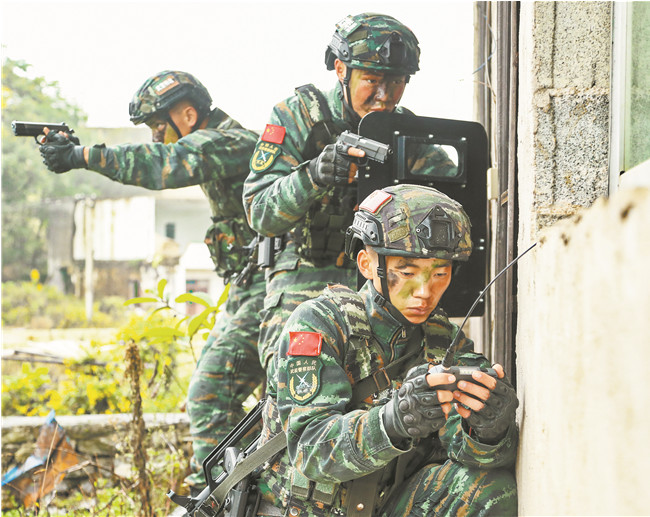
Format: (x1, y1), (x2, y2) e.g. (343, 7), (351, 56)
(40, 131), (86, 174)
(464, 376), (518, 444)
(307, 142), (356, 187)
(382, 364), (447, 441)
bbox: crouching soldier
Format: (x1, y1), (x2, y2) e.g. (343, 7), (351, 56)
(247, 184), (518, 516)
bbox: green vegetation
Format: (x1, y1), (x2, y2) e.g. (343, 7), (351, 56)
(1, 279), (230, 515)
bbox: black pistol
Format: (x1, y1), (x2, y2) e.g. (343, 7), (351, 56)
(11, 121), (75, 144)
(336, 130), (392, 164)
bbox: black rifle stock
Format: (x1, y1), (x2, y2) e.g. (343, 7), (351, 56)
(11, 121), (75, 144)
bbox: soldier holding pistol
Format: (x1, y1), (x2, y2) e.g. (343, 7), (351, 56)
(244, 13), (424, 382)
(38, 71), (266, 492)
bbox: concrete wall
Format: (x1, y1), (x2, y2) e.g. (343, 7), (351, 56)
(517, 1), (611, 240)
(515, 187), (650, 515)
(515, 2), (650, 514)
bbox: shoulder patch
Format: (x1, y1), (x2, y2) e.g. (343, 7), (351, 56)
(287, 356), (322, 404)
(250, 141), (282, 173)
(288, 331), (322, 356)
(261, 124), (286, 144)
(359, 190), (392, 213)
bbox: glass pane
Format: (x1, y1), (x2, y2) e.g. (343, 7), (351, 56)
(625, 2), (650, 170)
(406, 143), (460, 179)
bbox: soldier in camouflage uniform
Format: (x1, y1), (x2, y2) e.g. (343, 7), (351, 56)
(250, 184), (518, 516)
(39, 71), (266, 491)
(243, 13), (427, 382)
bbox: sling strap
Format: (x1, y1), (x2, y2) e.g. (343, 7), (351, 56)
(211, 432), (287, 508)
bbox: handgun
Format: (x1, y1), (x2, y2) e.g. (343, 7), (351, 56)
(336, 130), (392, 164)
(11, 121), (75, 144)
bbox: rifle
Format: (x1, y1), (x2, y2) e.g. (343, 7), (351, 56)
(11, 121), (76, 144)
(168, 398), (273, 517)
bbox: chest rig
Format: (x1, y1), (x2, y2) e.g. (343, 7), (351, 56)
(292, 85), (358, 267)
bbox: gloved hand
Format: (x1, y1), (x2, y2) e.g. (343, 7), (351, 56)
(39, 131), (86, 173)
(382, 364), (448, 441)
(463, 376), (518, 444)
(307, 142), (357, 187)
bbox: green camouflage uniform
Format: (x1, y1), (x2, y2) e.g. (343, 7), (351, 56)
(254, 281), (517, 516)
(86, 107), (266, 483)
(243, 83), (420, 379)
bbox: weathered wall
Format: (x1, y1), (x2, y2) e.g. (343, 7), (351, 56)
(515, 2), (650, 514)
(515, 187), (650, 515)
(518, 1), (611, 240)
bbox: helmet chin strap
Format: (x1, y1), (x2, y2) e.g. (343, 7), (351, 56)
(375, 253), (392, 308)
(165, 114), (183, 141)
(374, 254), (418, 328)
(339, 69), (361, 126)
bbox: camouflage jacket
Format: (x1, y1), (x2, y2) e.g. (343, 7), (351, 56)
(257, 282), (518, 512)
(86, 108), (259, 278)
(243, 83), (413, 268)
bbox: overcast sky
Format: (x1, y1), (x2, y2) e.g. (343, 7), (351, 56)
(1, 0), (476, 130)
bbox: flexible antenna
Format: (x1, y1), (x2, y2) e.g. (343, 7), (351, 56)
(441, 242), (537, 368)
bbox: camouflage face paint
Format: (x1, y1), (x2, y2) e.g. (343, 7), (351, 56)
(384, 256), (452, 324)
(347, 68), (407, 118)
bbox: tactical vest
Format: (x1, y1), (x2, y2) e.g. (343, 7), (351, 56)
(291, 84), (358, 267)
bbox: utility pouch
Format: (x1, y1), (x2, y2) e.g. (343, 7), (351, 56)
(204, 218), (252, 280)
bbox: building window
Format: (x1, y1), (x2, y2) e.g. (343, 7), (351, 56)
(611, 2), (650, 191)
(165, 223), (176, 240)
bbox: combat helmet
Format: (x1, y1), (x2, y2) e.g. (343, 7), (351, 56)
(346, 184), (472, 262)
(129, 70), (212, 125)
(325, 13), (420, 77)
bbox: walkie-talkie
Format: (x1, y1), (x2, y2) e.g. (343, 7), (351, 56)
(432, 242), (537, 390)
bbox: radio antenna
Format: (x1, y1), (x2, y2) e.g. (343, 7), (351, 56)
(441, 242), (537, 368)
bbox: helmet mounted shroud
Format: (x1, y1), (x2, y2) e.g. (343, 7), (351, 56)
(415, 205), (461, 255)
(128, 70), (213, 129)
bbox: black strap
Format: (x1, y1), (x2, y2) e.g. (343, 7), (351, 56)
(351, 344), (422, 405)
(345, 469), (384, 517)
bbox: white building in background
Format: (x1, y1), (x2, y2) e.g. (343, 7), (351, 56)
(48, 185), (224, 314)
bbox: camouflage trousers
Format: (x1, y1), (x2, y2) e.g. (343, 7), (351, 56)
(258, 248), (357, 382)
(185, 269), (266, 488)
(378, 460), (517, 516)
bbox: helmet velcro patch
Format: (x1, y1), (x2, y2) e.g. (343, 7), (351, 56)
(359, 189), (392, 213)
(153, 75), (180, 95)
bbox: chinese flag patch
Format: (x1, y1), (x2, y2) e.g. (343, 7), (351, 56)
(261, 124), (286, 144)
(288, 331), (323, 356)
(360, 190), (393, 213)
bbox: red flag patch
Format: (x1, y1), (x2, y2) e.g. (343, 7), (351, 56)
(262, 124), (286, 144)
(360, 190), (393, 214)
(288, 331), (323, 356)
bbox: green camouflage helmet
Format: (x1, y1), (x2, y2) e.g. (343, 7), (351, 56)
(345, 184), (472, 261)
(325, 13), (420, 76)
(128, 70), (212, 125)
